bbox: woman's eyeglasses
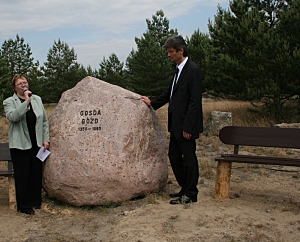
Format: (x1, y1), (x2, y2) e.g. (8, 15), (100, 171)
(15, 81), (28, 86)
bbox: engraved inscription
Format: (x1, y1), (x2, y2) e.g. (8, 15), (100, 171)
(78, 109), (101, 131)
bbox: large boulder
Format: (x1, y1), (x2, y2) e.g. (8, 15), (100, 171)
(43, 76), (168, 206)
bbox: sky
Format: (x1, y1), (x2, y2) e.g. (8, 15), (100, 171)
(0, 0), (229, 69)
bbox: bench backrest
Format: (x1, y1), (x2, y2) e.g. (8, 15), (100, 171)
(0, 143), (11, 160)
(0, 143), (13, 171)
(219, 126), (300, 149)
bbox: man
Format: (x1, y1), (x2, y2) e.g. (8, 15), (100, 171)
(142, 35), (203, 204)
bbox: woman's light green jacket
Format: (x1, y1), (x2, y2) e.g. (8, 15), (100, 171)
(3, 93), (50, 150)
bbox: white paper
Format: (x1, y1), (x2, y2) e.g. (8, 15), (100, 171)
(36, 147), (51, 162)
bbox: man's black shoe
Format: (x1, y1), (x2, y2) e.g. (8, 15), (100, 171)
(170, 195), (196, 205)
(169, 192), (184, 198)
(18, 208), (35, 215)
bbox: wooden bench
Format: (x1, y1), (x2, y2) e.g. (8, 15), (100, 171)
(0, 143), (16, 209)
(215, 126), (300, 198)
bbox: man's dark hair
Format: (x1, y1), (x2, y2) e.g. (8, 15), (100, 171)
(164, 35), (188, 57)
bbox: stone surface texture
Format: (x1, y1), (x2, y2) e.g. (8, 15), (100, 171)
(204, 111), (232, 136)
(43, 76), (168, 206)
(275, 123), (300, 128)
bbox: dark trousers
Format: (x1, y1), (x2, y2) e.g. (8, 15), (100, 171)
(10, 146), (43, 210)
(168, 131), (199, 200)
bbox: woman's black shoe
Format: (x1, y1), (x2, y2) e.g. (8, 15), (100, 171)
(18, 208), (35, 215)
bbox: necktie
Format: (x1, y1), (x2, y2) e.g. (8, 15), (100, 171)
(168, 68), (179, 113)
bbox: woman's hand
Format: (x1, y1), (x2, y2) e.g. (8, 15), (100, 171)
(43, 142), (50, 151)
(23, 88), (32, 104)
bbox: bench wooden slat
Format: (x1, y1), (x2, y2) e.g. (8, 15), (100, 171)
(0, 143), (11, 160)
(219, 126), (300, 149)
(0, 170), (14, 177)
(216, 154), (300, 167)
(0, 143), (13, 174)
(221, 154), (300, 163)
(0, 143), (16, 209)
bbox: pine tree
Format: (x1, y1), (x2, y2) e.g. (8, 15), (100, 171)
(42, 39), (79, 102)
(0, 55), (11, 99)
(208, 0), (300, 121)
(0, 55), (11, 115)
(98, 53), (124, 87)
(186, 30), (212, 92)
(0, 34), (39, 79)
(0, 34), (40, 99)
(125, 10), (177, 97)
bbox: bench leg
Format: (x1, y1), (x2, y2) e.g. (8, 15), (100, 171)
(215, 161), (232, 199)
(8, 177), (17, 210)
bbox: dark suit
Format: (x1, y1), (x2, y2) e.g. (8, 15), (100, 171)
(151, 59), (203, 201)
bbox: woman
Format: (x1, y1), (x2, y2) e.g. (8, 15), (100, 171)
(3, 74), (50, 215)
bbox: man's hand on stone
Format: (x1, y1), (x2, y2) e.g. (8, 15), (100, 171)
(141, 96), (151, 106)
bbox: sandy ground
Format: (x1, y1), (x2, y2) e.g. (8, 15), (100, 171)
(1, 132), (300, 242)
(1, 99), (300, 242)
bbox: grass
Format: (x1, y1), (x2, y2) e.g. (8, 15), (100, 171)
(0, 98), (293, 171)
(0, 99), (292, 143)
(155, 99), (295, 182)
(0, 103), (57, 143)
(157, 99), (280, 135)
(202, 99), (277, 127)
(0, 117), (9, 142)
(0, 99), (298, 179)
(44, 103), (57, 116)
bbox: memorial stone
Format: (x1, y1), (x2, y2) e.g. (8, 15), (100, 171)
(43, 76), (168, 206)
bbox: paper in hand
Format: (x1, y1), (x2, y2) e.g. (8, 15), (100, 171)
(36, 146), (51, 162)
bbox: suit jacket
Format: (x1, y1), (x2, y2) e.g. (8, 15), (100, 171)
(3, 93), (50, 150)
(151, 59), (203, 141)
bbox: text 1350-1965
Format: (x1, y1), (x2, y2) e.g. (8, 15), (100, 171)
(79, 109), (101, 131)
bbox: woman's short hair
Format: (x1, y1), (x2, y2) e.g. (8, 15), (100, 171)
(12, 74), (28, 92)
